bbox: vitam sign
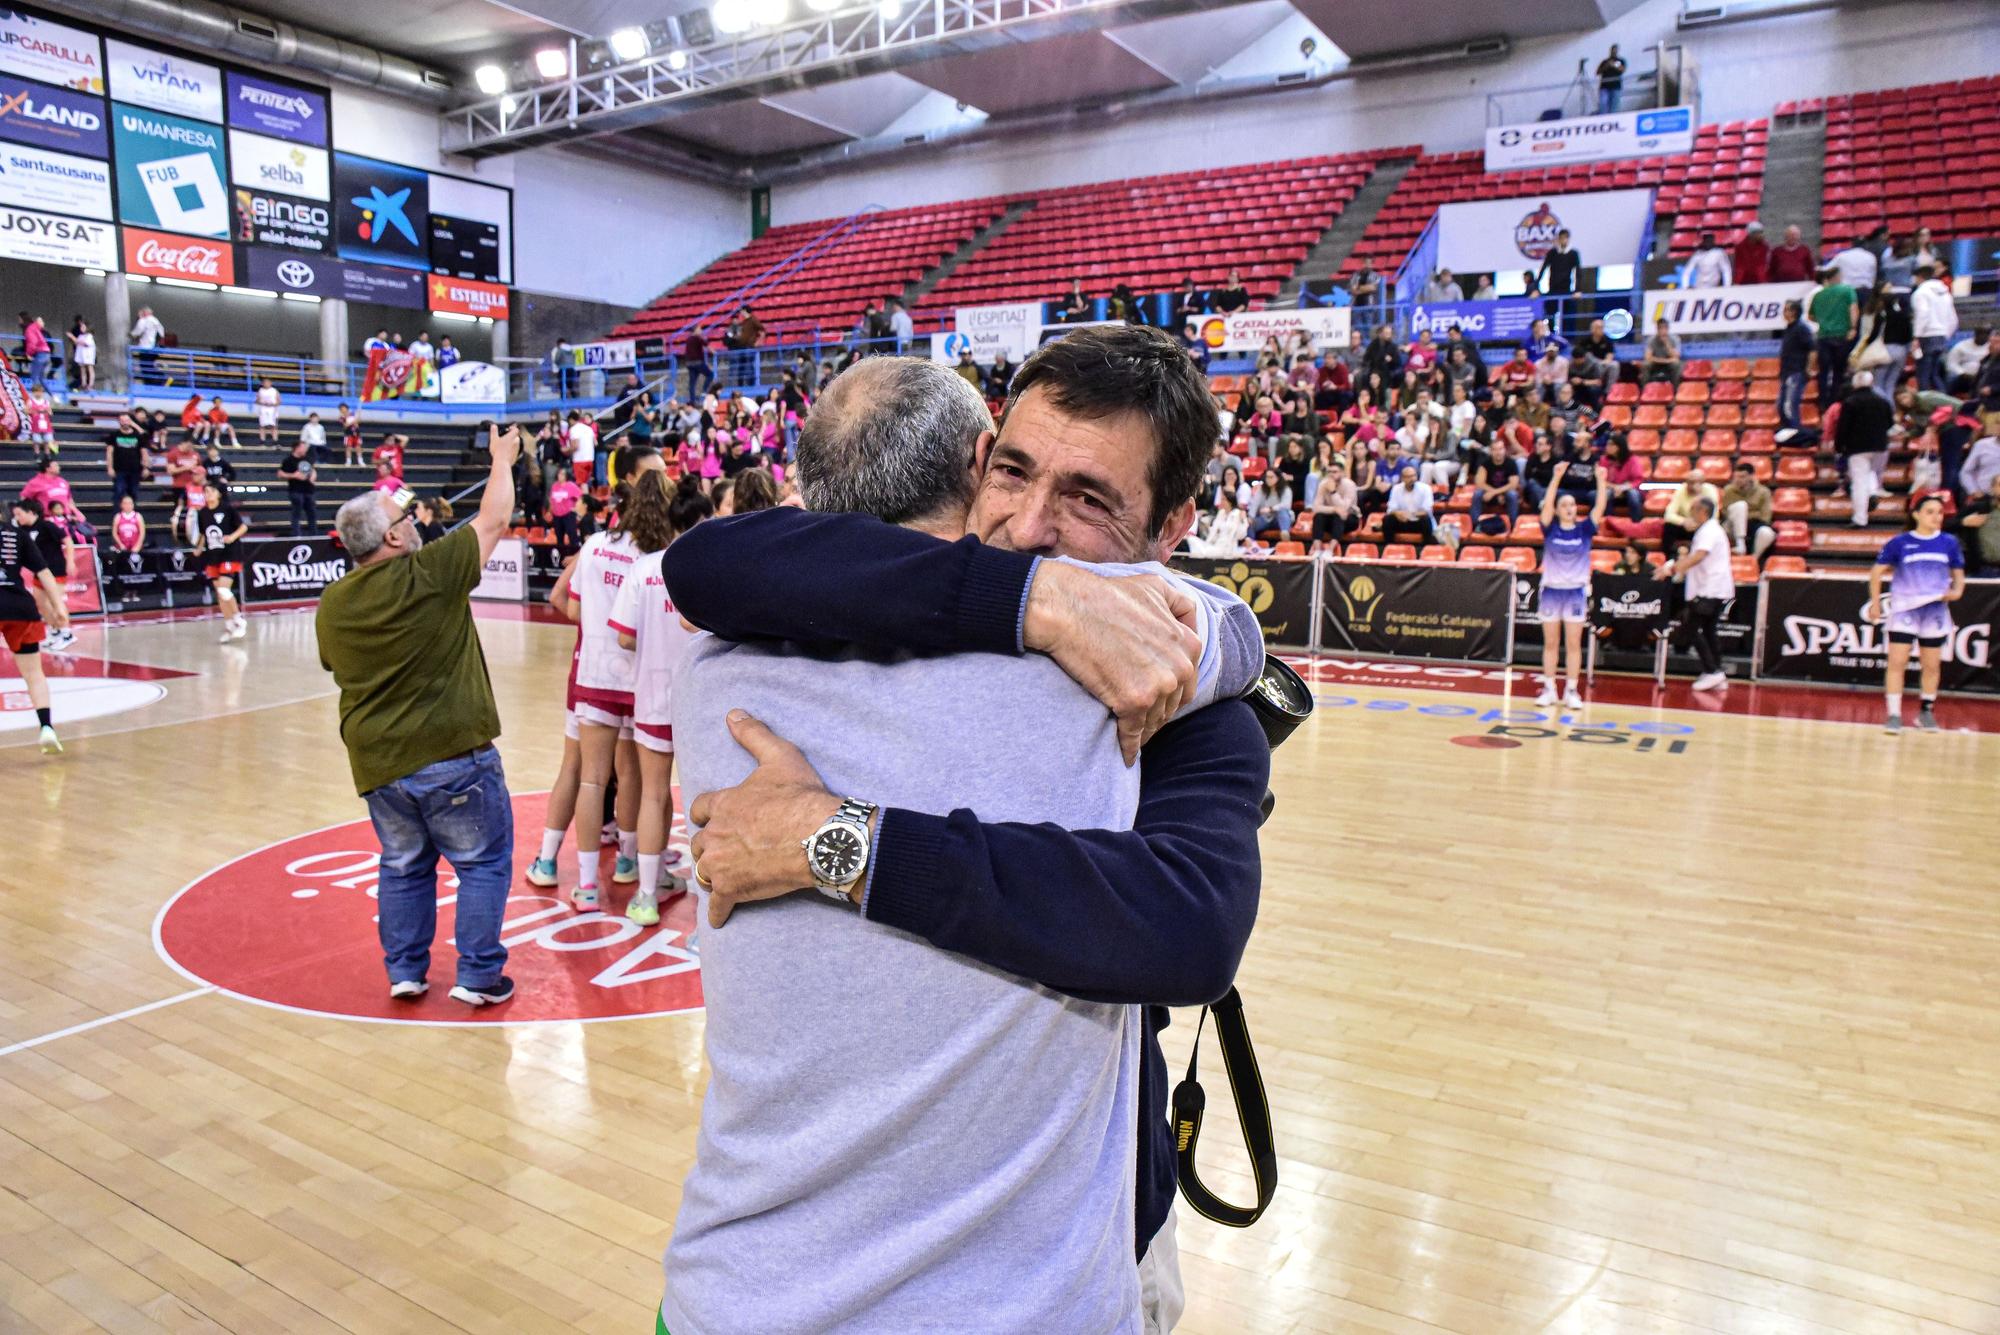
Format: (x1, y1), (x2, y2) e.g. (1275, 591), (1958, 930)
(122, 225), (234, 283)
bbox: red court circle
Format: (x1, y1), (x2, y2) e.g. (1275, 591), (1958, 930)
(154, 791), (704, 1025)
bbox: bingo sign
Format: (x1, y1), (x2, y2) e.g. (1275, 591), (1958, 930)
(155, 792), (706, 1025)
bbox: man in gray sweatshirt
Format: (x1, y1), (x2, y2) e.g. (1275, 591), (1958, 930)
(664, 357), (1258, 1333)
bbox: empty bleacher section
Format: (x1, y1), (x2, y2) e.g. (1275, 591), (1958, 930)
(1803, 76), (2000, 242)
(614, 200), (1006, 344)
(1338, 120), (1770, 282)
(915, 153), (1408, 317)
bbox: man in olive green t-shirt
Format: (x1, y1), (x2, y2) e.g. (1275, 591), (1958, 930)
(1809, 267), (1859, 410)
(316, 424), (523, 1007)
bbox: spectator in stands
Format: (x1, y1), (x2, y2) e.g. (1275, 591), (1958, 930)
(567, 410), (597, 489)
(17, 313), (50, 393)
(1733, 222), (1770, 285)
(1057, 278), (1091, 322)
(1595, 44), (1626, 113)
(1214, 268), (1253, 313)
(1189, 490), (1247, 557)
(1660, 475), (1720, 557)
(1809, 266), (1859, 408)
(1364, 324), (1403, 384)
(1777, 299), (1815, 430)
(1520, 436), (1560, 510)
(255, 378), (281, 443)
(21, 385), (53, 458)
(1944, 327), (1990, 395)
(1470, 274), (1497, 300)
(1960, 470), (2000, 575)
(1314, 354), (1351, 411)
(371, 459), (401, 495)
(1535, 343), (1571, 391)
(1856, 280), (1912, 400)
(206, 396), (239, 448)
(1421, 268), (1463, 304)
(1244, 472), (1293, 539)
(1498, 346), (1537, 393)
(373, 432), (407, 481)
(954, 346), (983, 391)
(1245, 394), (1283, 450)
(1348, 262), (1380, 308)
(1535, 230), (1582, 300)
(1680, 232), (1733, 289)
(1601, 435), (1645, 522)
(1643, 317), (1682, 385)
(1278, 436), (1311, 500)
(1469, 437), (1520, 534)
(683, 327), (714, 398)
(1524, 317), (1569, 362)
(1405, 330), (1440, 378)
(164, 435), (200, 503)
(1309, 458), (1357, 550)
(1657, 495), (1733, 691)
(1768, 224), (1816, 282)
(66, 317), (94, 393)
(1569, 335), (1615, 408)
(1444, 343), (1480, 398)
(1910, 264), (1958, 394)
(1109, 283), (1145, 324)
(437, 336), (459, 370)
(1879, 235), (1917, 293)
(1829, 234), (1879, 293)
(1413, 407), (1459, 493)
(1169, 276), (1206, 331)
(131, 306), (164, 386)
(1210, 464), (1247, 514)
(1548, 380), (1587, 433)
(276, 439), (319, 537)
(299, 410), (326, 465)
(888, 299), (914, 352)
(1836, 370), (1894, 525)
(199, 442), (235, 499)
(1381, 465), (1437, 546)
(731, 306), (765, 382)
(408, 330), (434, 371)
(1720, 461), (1776, 560)
(550, 337), (575, 398)
(103, 412), (145, 510)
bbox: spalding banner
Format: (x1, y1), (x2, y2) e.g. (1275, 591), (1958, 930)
(1757, 574), (1998, 693)
(1169, 555), (1315, 649)
(241, 536), (350, 603)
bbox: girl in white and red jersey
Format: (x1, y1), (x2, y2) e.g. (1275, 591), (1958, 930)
(548, 478), (676, 910)
(607, 474), (713, 925)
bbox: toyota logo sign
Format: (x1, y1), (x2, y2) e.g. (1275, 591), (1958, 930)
(276, 259), (314, 289)
(288, 544), (312, 565)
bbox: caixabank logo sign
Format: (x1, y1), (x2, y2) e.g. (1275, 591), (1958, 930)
(154, 792), (704, 1025)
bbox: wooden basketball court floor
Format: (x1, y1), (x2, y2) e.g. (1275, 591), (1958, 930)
(3, 603), (1998, 1334)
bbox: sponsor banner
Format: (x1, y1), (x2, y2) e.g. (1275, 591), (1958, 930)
(245, 244), (334, 295)
(333, 151), (429, 270)
(102, 546), (167, 611)
(1192, 306), (1352, 353)
(1411, 298), (1542, 342)
(112, 102), (227, 236)
(0, 9), (101, 93)
(122, 225), (232, 283)
(104, 37), (221, 123)
(472, 535), (526, 601)
(340, 257), (425, 308)
(428, 172), (511, 283)
(527, 540), (565, 596)
(225, 70), (325, 146)
(1323, 560), (1513, 662)
(950, 301), (1041, 363)
(241, 536), (348, 603)
(1640, 281), (1814, 335)
(1588, 574), (1672, 651)
(62, 542), (100, 615)
(440, 359), (504, 404)
(233, 185), (328, 252)
(428, 212), (500, 282)
(1435, 188), (1653, 276)
(0, 138), (110, 219)
(427, 272), (507, 318)
(0, 201), (112, 267)
(567, 339), (636, 368)
(928, 328), (1020, 366)
(1485, 105), (1695, 171)
(1168, 555), (1314, 649)
(1757, 575), (1998, 693)
(0, 74), (107, 156)
(228, 128), (327, 200)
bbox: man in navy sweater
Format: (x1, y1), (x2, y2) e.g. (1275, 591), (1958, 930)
(666, 326), (1270, 1332)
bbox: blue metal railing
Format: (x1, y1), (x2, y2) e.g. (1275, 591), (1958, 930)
(666, 205), (887, 343)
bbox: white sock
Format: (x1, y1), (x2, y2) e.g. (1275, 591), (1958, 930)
(538, 827), (564, 863)
(1886, 692), (1902, 715)
(617, 828), (637, 860)
(575, 847), (598, 890)
(637, 853), (661, 898)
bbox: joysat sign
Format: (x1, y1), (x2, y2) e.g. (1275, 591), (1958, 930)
(122, 226), (234, 283)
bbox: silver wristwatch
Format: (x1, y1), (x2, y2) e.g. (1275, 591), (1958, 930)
(802, 797), (878, 902)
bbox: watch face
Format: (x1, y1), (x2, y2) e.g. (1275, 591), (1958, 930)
(811, 825), (865, 883)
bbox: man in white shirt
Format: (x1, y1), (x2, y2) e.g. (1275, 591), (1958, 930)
(1909, 264), (1959, 394)
(567, 410), (597, 488)
(130, 305), (164, 385)
(1943, 327), (1990, 391)
(409, 331), (435, 364)
(1381, 464), (1437, 546)
(888, 298), (914, 352)
(1659, 495), (1734, 690)
(1961, 433), (2000, 500)
(299, 412), (328, 464)
(1829, 237), (1879, 293)
(1680, 232), (1733, 289)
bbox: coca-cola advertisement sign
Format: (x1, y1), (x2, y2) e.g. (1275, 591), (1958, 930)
(122, 225), (235, 283)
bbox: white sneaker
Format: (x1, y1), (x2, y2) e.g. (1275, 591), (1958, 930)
(388, 979), (428, 1000)
(230, 618), (247, 641)
(38, 725), (62, 755)
(1691, 671), (1728, 691)
(1563, 686), (1584, 708)
(45, 627), (74, 651)
(571, 884), (599, 911)
(219, 620), (236, 643)
(1534, 684), (1558, 706)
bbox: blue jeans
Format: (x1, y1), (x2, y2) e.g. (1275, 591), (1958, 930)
(1916, 336), (1949, 392)
(363, 745), (513, 989)
(113, 471), (142, 508)
(1598, 86), (1621, 115)
(27, 351), (49, 392)
(686, 359), (714, 398)
(1778, 371), (1806, 430)
(1470, 488), (1520, 532)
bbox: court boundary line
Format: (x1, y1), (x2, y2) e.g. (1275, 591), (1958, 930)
(0, 986), (215, 1058)
(149, 795), (708, 1031)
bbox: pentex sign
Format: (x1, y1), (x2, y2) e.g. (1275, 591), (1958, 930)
(1641, 281), (1814, 334)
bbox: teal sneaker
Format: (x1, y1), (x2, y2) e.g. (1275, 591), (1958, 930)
(613, 855), (639, 884)
(525, 857), (559, 887)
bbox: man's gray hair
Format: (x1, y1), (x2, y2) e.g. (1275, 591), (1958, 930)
(796, 357), (993, 524)
(1690, 495), (1716, 520)
(335, 491), (394, 560)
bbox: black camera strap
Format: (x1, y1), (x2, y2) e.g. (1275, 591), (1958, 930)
(1171, 987), (1276, 1228)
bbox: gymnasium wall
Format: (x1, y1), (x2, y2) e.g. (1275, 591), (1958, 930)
(769, 0), (2000, 226)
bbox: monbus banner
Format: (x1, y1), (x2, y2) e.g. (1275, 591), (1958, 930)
(1169, 556), (1315, 650)
(1756, 574), (1999, 693)
(1321, 561), (1513, 662)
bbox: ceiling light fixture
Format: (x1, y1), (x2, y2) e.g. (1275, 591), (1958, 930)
(500, 93), (517, 118)
(534, 47), (569, 79)
(711, 0), (754, 34)
(608, 27), (649, 60)
(666, 49), (689, 70)
(878, 0), (901, 17)
(473, 63), (507, 95)
(750, 0), (789, 23)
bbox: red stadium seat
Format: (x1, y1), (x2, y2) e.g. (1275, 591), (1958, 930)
(1380, 543), (1418, 561)
(1456, 545), (1496, 563)
(1606, 382), (1640, 404)
(1775, 520), (1811, 553)
(1773, 487), (1812, 516)
(1419, 544), (1453, 562)
(1626, 428), (1660, 453)
(1731, 555), (1762, 583)
(1675, 380), (1710, 402)
(1641, 381), (1675, 403)
(1654, 455), (1692, 481)
(1635, 405), (1669, 428)
(1601, 405), (1635, 428)
(1589, 549), (1621, 572)
(1513, 516), (1544, 543)
(1765, 555), (1807, 574)
(1683, 360), (1713, 381)
(1669, 404), (1707, 427)
(1696, 455), (1733, 482)
(1274, 541), (1306, 557)
(1662, 429), (1700, 454)
(1341, 542), (1379, 560)
(1498, 546), (1538, 572)
(1706, 403), (1743, 427)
